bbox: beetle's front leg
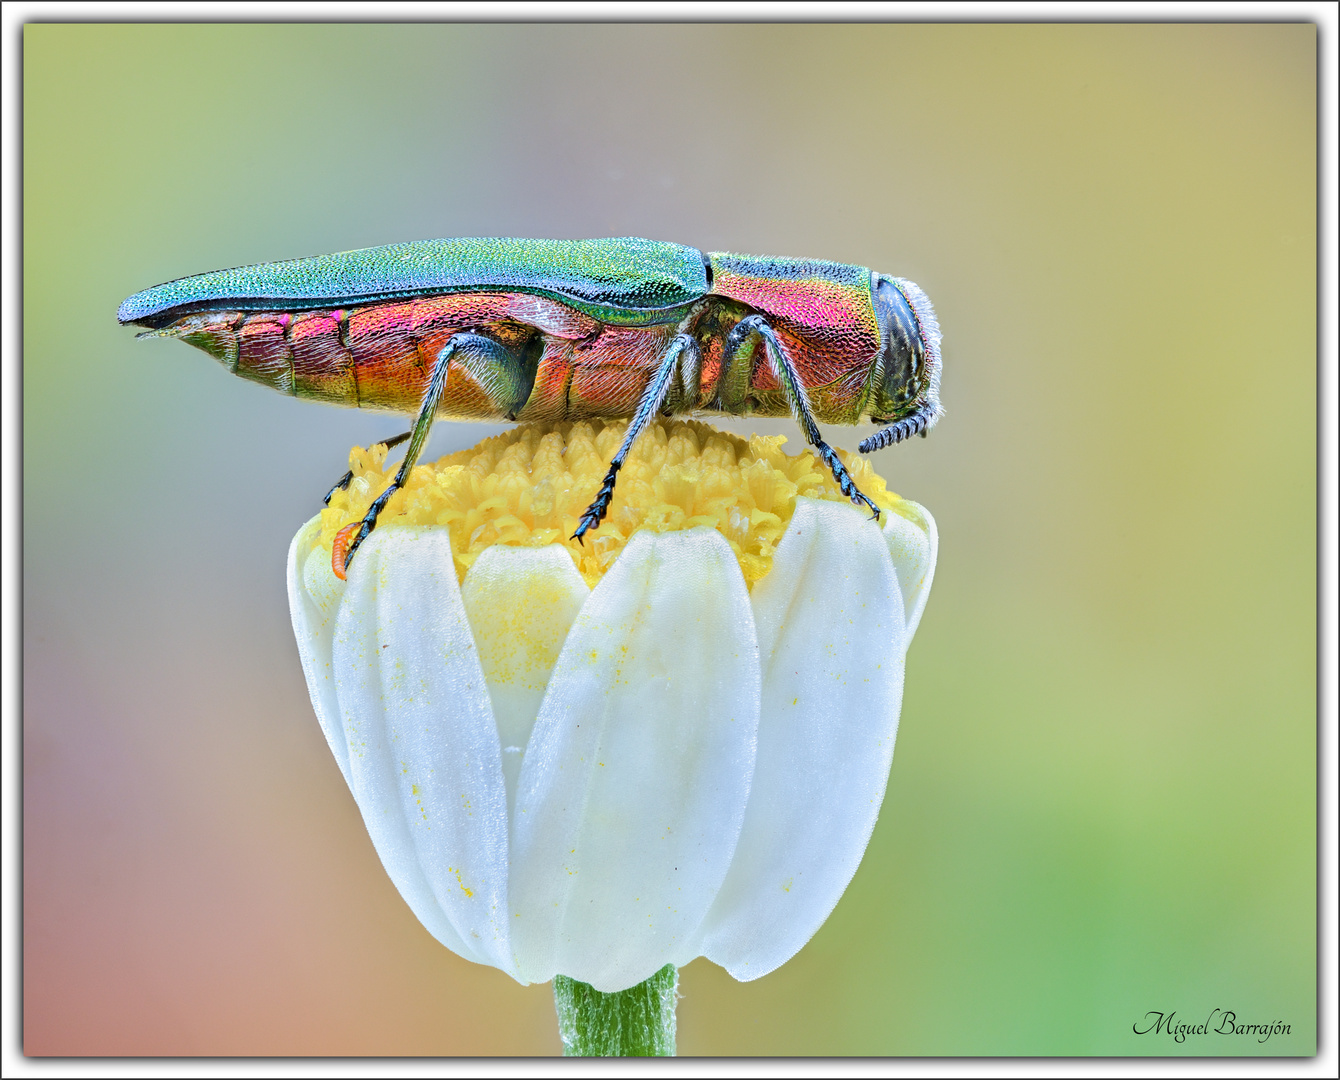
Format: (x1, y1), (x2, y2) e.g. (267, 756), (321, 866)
(572, 332), (700, 544)
(724, 314), (881, 522)
(332, 331), (527, 578)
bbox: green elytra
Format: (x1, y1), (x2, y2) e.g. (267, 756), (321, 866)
(118, 237), (709, 328)
(120, 236), (941, 574)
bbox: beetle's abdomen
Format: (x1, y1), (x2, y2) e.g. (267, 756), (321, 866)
(154, 292), (601, 416)
(571, 325), (678, 419)
(288, 312), (357, 402)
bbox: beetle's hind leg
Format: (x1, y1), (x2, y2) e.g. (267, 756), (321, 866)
(572, 332), (701, 544)
(333, 331), (529, 579)
(725, 315), (881, 522)
(324, 430), (411, 505)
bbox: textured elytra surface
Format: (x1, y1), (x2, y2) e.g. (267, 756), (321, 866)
(117, 237), (710, 326)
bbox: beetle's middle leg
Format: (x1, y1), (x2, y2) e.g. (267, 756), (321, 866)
(332, 330), (530, 578)
(572, 332), (701, 544)
(724, 314), (881, 522)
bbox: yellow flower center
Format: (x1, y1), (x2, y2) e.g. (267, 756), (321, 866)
(317, 419), (909, 588)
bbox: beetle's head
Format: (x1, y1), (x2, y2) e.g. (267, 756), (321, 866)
(864, 275), (943, 451)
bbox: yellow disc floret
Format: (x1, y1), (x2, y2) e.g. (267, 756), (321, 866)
(318, 420), (909, 588)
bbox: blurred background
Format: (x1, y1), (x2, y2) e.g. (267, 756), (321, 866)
(23, 24), (1315, 1056)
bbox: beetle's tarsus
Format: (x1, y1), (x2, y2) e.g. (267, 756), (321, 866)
(571, 332), (697, 545)
(324, 470), (354, 506)
(334, 487), (394, 577)
(324, 430), (413, 506)
(813, 441), (881, 524)
(572, 463), (620, 543)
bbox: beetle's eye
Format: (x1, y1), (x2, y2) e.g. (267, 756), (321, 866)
(873, 277), (925, 407)
(889, 347), (916, 403)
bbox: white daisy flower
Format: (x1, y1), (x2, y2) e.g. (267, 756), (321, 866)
(288, 420), (936, 996)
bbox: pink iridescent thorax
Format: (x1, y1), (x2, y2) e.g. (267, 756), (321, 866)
(706, 256), (882, 424)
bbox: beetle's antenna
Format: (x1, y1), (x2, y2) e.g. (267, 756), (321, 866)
(859, 402), (937, 454)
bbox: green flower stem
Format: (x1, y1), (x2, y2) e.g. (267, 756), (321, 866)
(553, 964), (678, 1056)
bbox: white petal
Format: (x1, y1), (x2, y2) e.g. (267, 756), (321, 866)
(701, 497), (908, 981)
(460, 545), (590, 818)
(287, 516), (352, 785)
(509, 528), (761, 992)
(882, 499), (938, 645)
(330, 528), (515, 976)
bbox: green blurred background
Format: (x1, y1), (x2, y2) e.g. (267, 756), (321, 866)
(23, 24), (1315, 1056)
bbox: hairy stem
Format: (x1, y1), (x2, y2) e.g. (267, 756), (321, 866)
(552, 964), (678, 1056)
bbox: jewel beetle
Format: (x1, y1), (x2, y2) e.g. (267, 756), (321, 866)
(119, 237), (942, 575)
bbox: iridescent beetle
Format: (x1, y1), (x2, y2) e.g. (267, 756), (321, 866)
(119, 237), (942, 576)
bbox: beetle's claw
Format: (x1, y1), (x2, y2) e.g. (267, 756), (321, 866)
(852, 491), (881, 522)
(572, 467), (620, 544)
(324, 470), (355, 506)
(571, 511), (599, 545)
